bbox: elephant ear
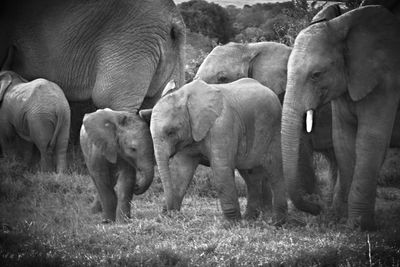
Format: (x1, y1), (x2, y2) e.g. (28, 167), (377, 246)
(187, 81), (223, 142)
(310, 4), (342, 25)
(0, 72), (12, 102)
(83, 109), (125, 163)
(244, 44), (260, 79)
(247, 52), (260, 79)
(331, 6), (400, 101)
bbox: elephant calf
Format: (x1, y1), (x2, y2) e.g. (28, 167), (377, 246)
(148, 78), (287, 223)
(0, 71), (70, 172)
(80, 108), (155, 223)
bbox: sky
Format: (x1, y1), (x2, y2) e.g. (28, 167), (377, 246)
(173, 0), (290, 7)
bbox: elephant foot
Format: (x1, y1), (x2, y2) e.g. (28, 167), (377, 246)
(347, 215), (377, 232)
(101, 218), (114, 224)
(90, 201), (102, 214)
(302, 194), (323, 215)
(243, 208), (260, 220)
(332, 199), (347, 220)
(223, 210), (241, 222)
(116, 215), (131, 224)
(271, 212), (287, 227)
(218, 217), (240, 229)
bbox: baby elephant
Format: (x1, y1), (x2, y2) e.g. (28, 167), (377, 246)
(147, 78), (287, 223)
(80, 108), (155, 223)
(0, 71), (70, 172)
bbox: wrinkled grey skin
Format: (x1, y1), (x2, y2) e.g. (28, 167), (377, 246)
(1, 0), (185, 180)
(150, 78), (287, 223)
(0, 71), (70, 172)
(195, 41), (335, 215)
(281, 6), (400, 231)
(361, 0), (400, 18)
(80, 108), (154, 223)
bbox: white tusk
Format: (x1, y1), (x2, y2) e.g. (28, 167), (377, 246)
(306, 109), (314, 133)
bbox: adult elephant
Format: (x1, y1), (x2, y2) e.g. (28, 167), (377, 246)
(195, 41), (335, 215)
(1, 0), (185, 125)
(1, 0), (185, 194)
(361, 0), (400, 17)
(281, 5), (400, 231)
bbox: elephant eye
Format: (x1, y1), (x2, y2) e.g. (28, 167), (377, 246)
(311, 71), (323, 81)
(166, 128), (177, 137)
(218, 76), (228, 83)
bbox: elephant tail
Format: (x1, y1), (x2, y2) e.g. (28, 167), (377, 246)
(48, 100), (71, 162)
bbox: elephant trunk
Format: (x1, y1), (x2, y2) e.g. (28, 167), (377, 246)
(281, 94), (322, 215)
(133, 161), (154, 195)
(154, 142), (180, 211)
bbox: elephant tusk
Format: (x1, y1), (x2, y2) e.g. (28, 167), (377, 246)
(306, 109), (314, 133)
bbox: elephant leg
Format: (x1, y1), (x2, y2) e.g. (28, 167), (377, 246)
(238, 168), (272, 220)
(15, 136), (34, 167)
(91, 193), (102, 214)
(86, 151), (117, 222)
(38, 147), (53, 172)
(54, 135), (69, 173)
(320, 148), (338, 205)
(213, 165), (240, 220)
(331, 99), (357, 219)
(116, 161), (135, 223)
(31, 120), (55, 172)
(167, 151), (200, 212)
(265, 137), (288, 226)
(348, 97), (398, 231)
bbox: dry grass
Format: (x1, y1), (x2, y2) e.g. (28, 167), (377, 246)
(1, 149), (400, 266)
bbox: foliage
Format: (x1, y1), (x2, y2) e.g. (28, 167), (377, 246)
(179, 0), (324, 47)
(178, 0), (235, 44)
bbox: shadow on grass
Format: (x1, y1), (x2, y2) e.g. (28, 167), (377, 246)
(0, 232), (77, 267)
(0, 231), (190, 267)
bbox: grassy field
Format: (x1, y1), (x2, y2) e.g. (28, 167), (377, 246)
(1, 149), (400, 266)
(174, 0), (289, 7)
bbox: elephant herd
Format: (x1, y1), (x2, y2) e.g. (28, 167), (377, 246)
(1, 0), (399, 231)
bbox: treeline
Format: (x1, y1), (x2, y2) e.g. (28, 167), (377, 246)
(178, 0), (362, 46)
(179, 0), (362, 81)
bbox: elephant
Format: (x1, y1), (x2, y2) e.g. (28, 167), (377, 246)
(195, 41), (336, 215)
(1, 0), (185, 176)
(195, 42), (291, 96)
(281, 5), (400, 231)
(148, 78), (287, 223)
(80, 108), (154, 223)
(0, 71), (70, 172)
(361, 0), (400, 18)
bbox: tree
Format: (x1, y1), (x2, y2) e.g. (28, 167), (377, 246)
(178, 0), (235, 44)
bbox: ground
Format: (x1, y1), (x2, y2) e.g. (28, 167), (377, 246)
(0, 149), (400, 266)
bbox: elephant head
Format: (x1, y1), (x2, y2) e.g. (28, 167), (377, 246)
(83, 108), (154, 194)
(149, 80), (223, 211)
(0, 71), (25, 101)
(195, 42), (291, 95)
(281, 6), (400, 214)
